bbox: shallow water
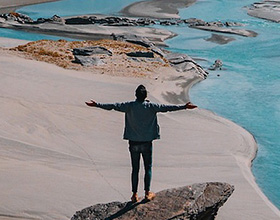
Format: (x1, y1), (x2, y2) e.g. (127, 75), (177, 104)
(0, 0), (279, 210)
(0, 0), (140, 40)
(172, 0), (280, 209)
(16, 0), (140, 19)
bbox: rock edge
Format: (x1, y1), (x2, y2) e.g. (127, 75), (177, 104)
(71, 182), (234, 220)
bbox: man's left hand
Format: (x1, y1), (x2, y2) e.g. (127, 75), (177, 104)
(185, 102), (197, 109)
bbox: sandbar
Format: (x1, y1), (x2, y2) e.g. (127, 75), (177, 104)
(247, 2), (280, 23)
(121, 0), (196, 19)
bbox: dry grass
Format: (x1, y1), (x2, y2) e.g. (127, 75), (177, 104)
(10, 39), (169, 77)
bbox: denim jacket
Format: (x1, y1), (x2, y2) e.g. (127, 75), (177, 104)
(96, 100), (186, 141)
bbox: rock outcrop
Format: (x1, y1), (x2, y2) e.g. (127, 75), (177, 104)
(72, 46), (112, 66)
(71, 182), (234, 220)
(73, 46), (112, 56)
(185, 18), (257, 37)
(191, 25), (257, 37)
(111, 34), (207, 77)
(0, 13), (175, 46)
(71, 34), (207, 78)
(164, 52), (207, 77)
(65, 16), (156, 26)
(0, 13), (257, 41)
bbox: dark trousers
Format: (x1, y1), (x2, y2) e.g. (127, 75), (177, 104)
(129, 141), (153, 193)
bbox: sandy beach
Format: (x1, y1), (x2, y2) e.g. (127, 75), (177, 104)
(1, 0), (280, 220)
(1, 39), (280, 220)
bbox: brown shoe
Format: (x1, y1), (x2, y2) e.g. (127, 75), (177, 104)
(145, 191), (156, 201)
(131, 193), (139, 203)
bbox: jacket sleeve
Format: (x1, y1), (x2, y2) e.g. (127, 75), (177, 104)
(151, 103), (186, 113)
(96, 102), (130, 113)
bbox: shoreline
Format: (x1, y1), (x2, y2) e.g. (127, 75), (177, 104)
(0, 0), (280, 219)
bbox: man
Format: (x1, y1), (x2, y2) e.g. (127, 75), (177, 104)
(85, 85), (197, 203)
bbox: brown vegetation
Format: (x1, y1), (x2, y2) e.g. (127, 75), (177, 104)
(10, 39), (169, 77)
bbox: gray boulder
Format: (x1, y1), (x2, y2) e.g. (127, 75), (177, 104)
(73, 56), (105, 66)
(65, 16), (96, 24)
(72, 46), (111, 66)
(73, 46), (112, 56)
(71, 182), (234, 220)
(126, 51), (154, 58)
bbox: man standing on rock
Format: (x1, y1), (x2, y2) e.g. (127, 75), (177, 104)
(85, 85), (197, 203)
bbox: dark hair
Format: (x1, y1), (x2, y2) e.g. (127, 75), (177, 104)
(135, 84), (147, 102)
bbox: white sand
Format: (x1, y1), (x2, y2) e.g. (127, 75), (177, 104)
(0, 39), (280, 220)
(0, 37), (30, 48)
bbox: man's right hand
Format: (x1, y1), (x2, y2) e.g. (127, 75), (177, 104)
(85, 100), (97, 107)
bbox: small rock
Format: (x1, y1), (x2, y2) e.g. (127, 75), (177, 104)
(209, 59), (223, 70)
(49, 15), (64, 24)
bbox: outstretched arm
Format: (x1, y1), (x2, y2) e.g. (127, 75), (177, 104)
(85, 99), (115, 110)
(153, 101), (197, 112)
(85, 100), (129, 112)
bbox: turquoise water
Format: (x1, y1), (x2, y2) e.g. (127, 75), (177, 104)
(0, 0), (140, 40)
(171, 0), (280, 209)
(0, 0), (279, 210)
(16, 0), (140, 19)
(0, 28), (75, 41)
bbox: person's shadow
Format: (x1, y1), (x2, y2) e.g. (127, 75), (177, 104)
(105, 199), (149, 220)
